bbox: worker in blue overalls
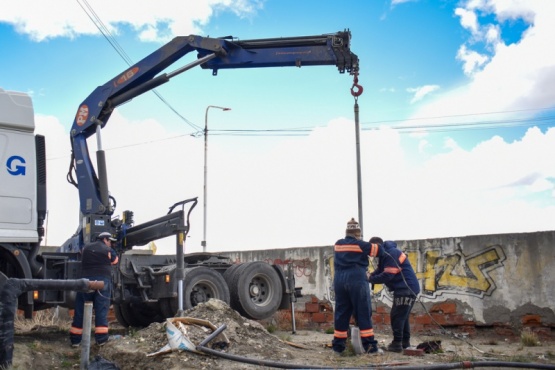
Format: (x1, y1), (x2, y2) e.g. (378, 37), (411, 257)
(332, 218), (382, 355)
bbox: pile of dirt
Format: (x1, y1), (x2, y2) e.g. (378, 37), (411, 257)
(9, 300), (555, 369)
(100, 299), (304, 369)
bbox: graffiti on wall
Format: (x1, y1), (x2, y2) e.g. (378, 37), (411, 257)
(264, 258), (314, 278)
(325, 243), (507, 303)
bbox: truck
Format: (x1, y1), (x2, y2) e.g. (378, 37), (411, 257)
(0, 30), (359, 327)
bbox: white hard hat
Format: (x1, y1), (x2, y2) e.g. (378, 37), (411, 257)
(97, 232), (116, 241)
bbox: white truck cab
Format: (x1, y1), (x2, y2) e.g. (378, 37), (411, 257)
(0, 88), (39, 243)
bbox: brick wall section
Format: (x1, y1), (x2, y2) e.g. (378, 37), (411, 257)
(264, 296), (555, 340)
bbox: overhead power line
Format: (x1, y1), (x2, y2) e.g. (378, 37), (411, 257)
(75, 0), (202, 132)
(46, 115), (554, 160)
(368, 115), (555, 134)
(204, 115), (555, 137)
(363, 106), (555, 125)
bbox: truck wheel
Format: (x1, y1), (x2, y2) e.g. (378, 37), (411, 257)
(223, 263), (243, 286)
(113, 303), (130, 327)
(115, 302), (162, 328)
(166, 266), (230, 315)
(228, 261), (283, 320)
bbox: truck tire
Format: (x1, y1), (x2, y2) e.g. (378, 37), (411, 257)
(113, 303), (130, 327)
(114, 302), (163, 328)
(164, 266), (230, 316)
(223, 263), (243, 286)
(228, 261), (283, 320)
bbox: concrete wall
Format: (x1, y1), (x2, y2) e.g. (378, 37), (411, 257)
(219, 230), (555, 337)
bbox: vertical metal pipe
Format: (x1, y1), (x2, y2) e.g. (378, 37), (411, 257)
(354, 100), (364, 238)
(176, 232), (185, 314)
(291, 301), (297, 334)
(80, 302), (93, 370)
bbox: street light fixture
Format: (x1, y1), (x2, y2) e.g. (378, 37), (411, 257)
(202, 105), (231, 253)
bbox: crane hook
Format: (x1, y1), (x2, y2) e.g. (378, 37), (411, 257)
(350, 72), (363, 97)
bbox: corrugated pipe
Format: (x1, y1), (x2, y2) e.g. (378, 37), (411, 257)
(0, 278), (103, 369)
(196, 324), (555, 370)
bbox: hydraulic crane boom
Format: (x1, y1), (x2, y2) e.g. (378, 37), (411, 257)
(2, 31), (359, 326)
(66, 30), (359, 249)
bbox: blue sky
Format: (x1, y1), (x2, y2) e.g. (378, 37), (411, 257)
(1, 0), (554, 253)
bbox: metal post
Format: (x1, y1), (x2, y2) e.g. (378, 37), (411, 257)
(202, 105), (230, 253)
(80, 302), (93, 370)
(176, 231), (185, 314)
(354, 100), (363, 238)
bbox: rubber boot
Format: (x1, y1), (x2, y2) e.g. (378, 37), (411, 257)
(386, 341), (403, 353)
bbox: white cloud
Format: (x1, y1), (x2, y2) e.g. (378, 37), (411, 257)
(0, 0), (261, 42)
(417, 139), (430, 154)
(456, 44), (490, 76)
(405, 0), (555, 127)
(407, 85), (440, 104)
(455, 7), (480, 35)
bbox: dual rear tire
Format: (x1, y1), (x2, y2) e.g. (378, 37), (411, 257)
(115, 261), (283, 327)
(161, 262), (283, 320)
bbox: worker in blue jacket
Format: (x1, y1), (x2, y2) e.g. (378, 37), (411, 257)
(332, 218), (382, 355)
(368, 237), (420, 352)
(70, 232), (119, 347)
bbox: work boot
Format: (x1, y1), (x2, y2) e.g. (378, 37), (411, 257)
(402, 340), (411, 349)
(366, 345), (384, 355)
(386, 341), (403, 353)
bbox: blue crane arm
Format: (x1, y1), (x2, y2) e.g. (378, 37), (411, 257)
(67, 30), (359, 237)
(200, 31), (358, 73)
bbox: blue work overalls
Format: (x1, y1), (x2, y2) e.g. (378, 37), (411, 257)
(332, 236), (380, 353)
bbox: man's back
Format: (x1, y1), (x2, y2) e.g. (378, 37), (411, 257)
(81, 241), (113, 278)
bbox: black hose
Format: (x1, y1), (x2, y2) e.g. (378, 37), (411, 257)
(197, 345), (333, 369)
(463, 363), (555, 369)
(379, 363), (555, 370)
(197, 324), (331, 369)
(196, 325), (555, 370)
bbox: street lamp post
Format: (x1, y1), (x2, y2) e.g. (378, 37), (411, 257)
(203, 105), (231, 253)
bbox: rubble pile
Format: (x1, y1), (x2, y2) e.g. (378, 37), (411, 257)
(100, 300), (297, 369)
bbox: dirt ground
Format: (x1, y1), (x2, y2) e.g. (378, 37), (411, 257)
(9, 300), (555, 369)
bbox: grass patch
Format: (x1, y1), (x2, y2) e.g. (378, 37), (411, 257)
(14, 308), (71, 332)
(278, 333), (292, 342)
(520, 329), (540, 347)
